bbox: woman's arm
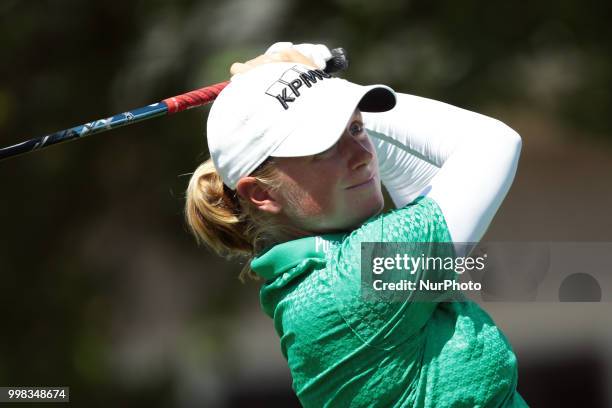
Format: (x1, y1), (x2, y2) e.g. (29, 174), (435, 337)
(363, 93), (522, 252)
(367, 125), (441, 208)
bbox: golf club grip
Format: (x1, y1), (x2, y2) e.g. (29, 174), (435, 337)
(0, 47), (348, 162)
(326, 47), (349, 74)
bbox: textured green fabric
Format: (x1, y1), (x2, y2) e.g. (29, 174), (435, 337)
(251, 196), (528, 407)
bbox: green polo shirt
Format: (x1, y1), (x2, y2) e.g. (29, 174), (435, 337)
(251, 196), (528, 407)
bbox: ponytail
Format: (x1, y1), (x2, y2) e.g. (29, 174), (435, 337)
(184, 158), (282, 282)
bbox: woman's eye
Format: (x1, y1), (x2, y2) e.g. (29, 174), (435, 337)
(350, 121), (364, 136)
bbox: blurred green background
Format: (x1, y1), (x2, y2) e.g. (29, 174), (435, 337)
(1, 0), (611, 406)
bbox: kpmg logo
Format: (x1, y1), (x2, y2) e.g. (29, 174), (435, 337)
(265, 65), (332, 110)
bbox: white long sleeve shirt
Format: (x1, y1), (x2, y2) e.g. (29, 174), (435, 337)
(363, 92), (522, 254)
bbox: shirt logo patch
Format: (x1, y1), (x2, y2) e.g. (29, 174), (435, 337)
(315, 236), (333, 254)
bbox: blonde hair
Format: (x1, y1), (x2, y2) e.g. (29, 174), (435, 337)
(184, 157), (289, 282)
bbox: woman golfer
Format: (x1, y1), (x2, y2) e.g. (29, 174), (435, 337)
(185, 42), (528, 407)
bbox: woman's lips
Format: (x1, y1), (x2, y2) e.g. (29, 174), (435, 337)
(345, 175), (374, 190)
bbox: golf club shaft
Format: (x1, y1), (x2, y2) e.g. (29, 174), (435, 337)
(0, 82), (228, 161)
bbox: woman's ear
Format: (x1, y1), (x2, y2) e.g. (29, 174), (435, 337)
(236, 177), (283, 214)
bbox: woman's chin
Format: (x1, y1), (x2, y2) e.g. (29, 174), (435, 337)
(344, 196), (385, 230)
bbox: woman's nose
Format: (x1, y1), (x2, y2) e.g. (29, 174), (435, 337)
(343, 134), (373, 171)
